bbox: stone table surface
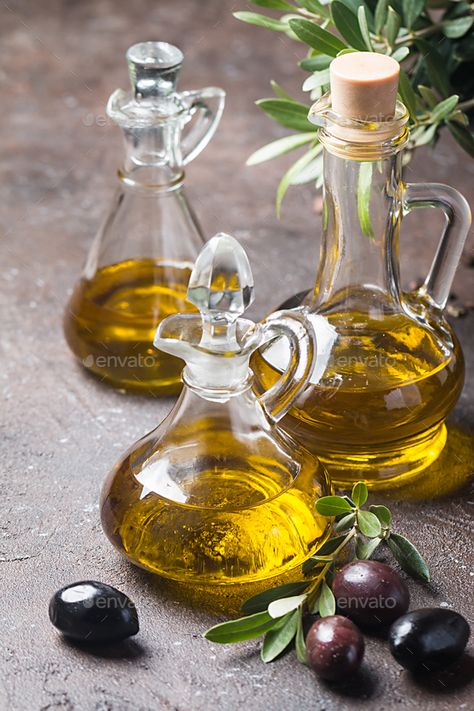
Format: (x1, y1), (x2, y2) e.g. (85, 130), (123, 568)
(1, 1), (473, 709)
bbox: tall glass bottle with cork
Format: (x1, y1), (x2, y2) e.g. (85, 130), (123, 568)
(254, 53), (471, 489)
(64, 42), (225, 394)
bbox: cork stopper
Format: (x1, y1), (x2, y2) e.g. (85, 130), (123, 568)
(330, 52), (400, 121)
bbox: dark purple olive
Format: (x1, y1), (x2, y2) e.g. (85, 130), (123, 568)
(333, 560), (409, 628)
(306, 615), (365, 681)
(389, 608), (470, 672)
(49, 581), (139, 644)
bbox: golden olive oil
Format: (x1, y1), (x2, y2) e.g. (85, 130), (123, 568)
(64, 259), (196, 394)
(100, 423), (331, 609)
(253, 310), (464, 488)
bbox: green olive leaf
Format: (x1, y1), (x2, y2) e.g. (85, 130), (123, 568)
(241, 581), (310, 614)
(315, 495), (354, 516)
(299, 54), (333, 72)
(289, 18), (347, 56)
(298, 0), (330, 17)
(356, 535), (382, 560)
(386, 532), (430, 582)
(331, 1), (368, 51)
(357, 510), (382, 537)
(318, 581), (336, 617)
(369, 504), (391, 527)
(351, 481), (369, 508)
(246, 133), (316, 166)
(431, 95), (459, 123)
(334, 512), (356, 532)
(442, 16), (474, 40)
(398, 69), (419, 119)
(233, 11), (289, 32)
(295, 608), (308, 664)
(358, 5), (373, 50)
(256, 98), (314, 132)
(386, 6), (401, 47)
(204, 611), (279, 644)
(251, 0), (295, 9)
(261, 610), (299, 662)
(375, 0), (389, 34)
(268, 594), (308, 619)
(402, 0), (424, 30)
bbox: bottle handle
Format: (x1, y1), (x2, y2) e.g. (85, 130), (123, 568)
(403, 182), (471, 310)
(180, 87), (225, 166)
(257, 310), (316, 423)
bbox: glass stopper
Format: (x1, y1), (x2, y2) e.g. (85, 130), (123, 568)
(186, 233), (254, 350)
(126, 41), (184, 101)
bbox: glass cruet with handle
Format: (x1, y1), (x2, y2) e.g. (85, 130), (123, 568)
(100, 232), (331, 610)
(64, 41), (225, 395)
(253, 52), (471, 490)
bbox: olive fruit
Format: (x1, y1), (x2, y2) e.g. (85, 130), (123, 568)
(306, 615), (365, 681)
(389, 608), (470, 672)
(49, 581), (139, 644)
(333, 560), (409, 628)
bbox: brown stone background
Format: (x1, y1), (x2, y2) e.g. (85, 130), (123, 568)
(0, 1), (473, 709)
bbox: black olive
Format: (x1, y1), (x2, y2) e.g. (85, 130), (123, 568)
(306, 615), (365, 681)
(333, 560), (409, 628)
(389, 608), (470, 672)
(49, 581), (139, 644)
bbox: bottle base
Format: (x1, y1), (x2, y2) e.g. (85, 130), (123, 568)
(318, 422), (447, 490)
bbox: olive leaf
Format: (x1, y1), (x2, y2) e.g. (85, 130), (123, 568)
(204, 611), (279, 643)
(256, 98), (315, 132)
(386, 6), (401, 47)
(334, 512), (356, 531)
(331, 1), (368, 51)
(233, 11), (290, 31)
(289, 18), (347, 56)
(251, 0), (295, 10)
(315, 495), (354, 516)
(295, 608), (308, 664)
(358, 5), (373, 50)
(268, 594), (308, 618)
(357, 509), (382, 537)
(375, 0), (389, 34)
(261, 610), (299, 662)
(431, 94), (459, 123)
(386, 532), (430, 582)
(356, 535), (382, 560)
(241, 581), (309, 613)
(352, 481), (369, 508)
(246, 133), (316, 166)
(369, 504), (391, 527)
(402, 0), (424, 30)
(318, 580), (336, 616)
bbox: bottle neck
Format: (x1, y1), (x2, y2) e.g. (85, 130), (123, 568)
(119, 122), (185, 190)
(310, 146), (403, 316)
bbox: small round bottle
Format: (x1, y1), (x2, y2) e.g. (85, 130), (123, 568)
(101, 233), (331, 610)
(64, 42), (225, 394)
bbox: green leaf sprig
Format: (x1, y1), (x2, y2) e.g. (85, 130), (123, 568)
(235, 0), (474, 213)
(204, 481), (429, 664)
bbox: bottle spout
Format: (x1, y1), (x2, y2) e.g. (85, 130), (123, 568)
(126, 41), (183, 101)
